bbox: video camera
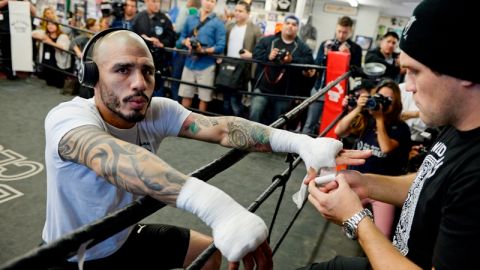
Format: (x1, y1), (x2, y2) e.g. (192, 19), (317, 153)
(101, 0), (125, 20)
(348, 93), (392, 112)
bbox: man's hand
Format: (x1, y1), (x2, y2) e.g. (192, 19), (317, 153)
(297, 137), (343, 172)
(239, 49), (252, 59)
(228, 241), (273, 270)
(335, 149), (371, 169)
(269, 129), (371, 174)
(141, 35), (164, 48)
(268, 48), (279, 61)
(302, 69), (316, 77)
(307, 173), (364, 224)
(177, 178), (271, 264)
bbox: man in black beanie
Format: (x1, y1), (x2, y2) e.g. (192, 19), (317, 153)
(298, 0), (480, 269)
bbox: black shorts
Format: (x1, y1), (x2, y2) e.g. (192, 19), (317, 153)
(48, 224), (190, 270)
(296, 256), (371, 270)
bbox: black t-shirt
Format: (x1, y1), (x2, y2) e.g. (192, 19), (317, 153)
(393, 125), (480, 269)
(42, 36), (58, 66)
(349, 117), (411, 176)
(258, 39), (297, 94)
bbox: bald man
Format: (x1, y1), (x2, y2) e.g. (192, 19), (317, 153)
(42, 30), (369, 269)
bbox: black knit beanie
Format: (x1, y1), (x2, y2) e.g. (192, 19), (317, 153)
(400, 0), (480, 83)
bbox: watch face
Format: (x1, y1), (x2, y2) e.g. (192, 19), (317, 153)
(343, 221), (356, 239)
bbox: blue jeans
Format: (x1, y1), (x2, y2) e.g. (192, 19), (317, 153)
(220, 86), (243, 116)
(169, 52), (186, 101)
(153, 77), (166, 97)
(249, 88), (290, 124)
(302, 88), (325, 135)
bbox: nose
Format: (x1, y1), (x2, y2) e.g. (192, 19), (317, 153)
(131, 69), (147, 92)
(404, 73), (415, 93)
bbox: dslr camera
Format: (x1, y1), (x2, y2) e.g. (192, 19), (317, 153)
(348, 93), (392, 111)
(274, 48), (288, 62)
(326, 39), (341, 51)
(190, 37), (200, 50)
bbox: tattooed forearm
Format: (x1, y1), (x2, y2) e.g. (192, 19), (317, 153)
(226, 118), (272, 152)
(58, 125), (188, 205)
(183, 114), (219, 135)
(180, 113), (273, 151)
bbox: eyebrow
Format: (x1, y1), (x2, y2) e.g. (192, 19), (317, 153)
(112, 62), (155, 72)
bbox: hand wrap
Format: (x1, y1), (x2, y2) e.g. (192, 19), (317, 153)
(269, 129), (343, 171)
(270, 129), (343, 207)
(177, 177), (268, 262)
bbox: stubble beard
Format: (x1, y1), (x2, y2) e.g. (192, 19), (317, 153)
(99, 84), (150, 123)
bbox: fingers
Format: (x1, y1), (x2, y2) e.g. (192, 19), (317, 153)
(254, 241), (273, 270)
(336, 149), (372, 166)
(303, 168), (318, 184)
(242, 254), (255, 270)
(228, 261), (240, 270)
(237, 241), (273, 270)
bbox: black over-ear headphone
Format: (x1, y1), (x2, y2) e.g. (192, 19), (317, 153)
(78, 28), (126, 88)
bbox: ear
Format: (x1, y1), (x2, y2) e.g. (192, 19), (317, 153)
(459, 80), (474, 88)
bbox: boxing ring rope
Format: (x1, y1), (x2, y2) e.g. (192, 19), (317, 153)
(29, 17), (327, 106)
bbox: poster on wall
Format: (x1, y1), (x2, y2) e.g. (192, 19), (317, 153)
(9, 1), (33, 72)
(274, 0), (296, 12)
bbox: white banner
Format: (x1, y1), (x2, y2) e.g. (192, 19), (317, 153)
(9, 1), (33, 72)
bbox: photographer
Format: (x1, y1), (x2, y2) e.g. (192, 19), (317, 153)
(334, 80), (411, 239)
(177, 0), (226, 112)
(110, 0), (137, 30)
(249, 15), (314, 124)
(365, 31), (404, 82)
(302, 16), (362, 135)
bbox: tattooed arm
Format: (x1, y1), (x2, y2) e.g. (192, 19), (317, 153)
(178, 113), (370, 169)
(178, 113), (273, 152)
(59, 124), (272, 264)
(58, 125), (188, 205)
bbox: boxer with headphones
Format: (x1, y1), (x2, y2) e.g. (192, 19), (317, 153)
(42, 29), (369, 269)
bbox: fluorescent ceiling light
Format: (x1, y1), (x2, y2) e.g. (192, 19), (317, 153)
(346, 0), (358, 7)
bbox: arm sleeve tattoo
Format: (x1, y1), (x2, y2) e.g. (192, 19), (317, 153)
(58, 125), (188, 205)
(181, 114), (273, 152)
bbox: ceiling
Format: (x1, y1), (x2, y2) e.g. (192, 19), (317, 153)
(334, 0), (422, 17)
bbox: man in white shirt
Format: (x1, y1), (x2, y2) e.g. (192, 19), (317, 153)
(43, 29), (370, 269)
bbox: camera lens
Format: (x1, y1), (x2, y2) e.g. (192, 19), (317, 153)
(365, 97), (378, 110)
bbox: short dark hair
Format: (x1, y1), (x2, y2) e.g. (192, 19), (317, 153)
(86, 18), (97, 30)
(338, 16), (354, 27)
(383, 31), (399, 40)
(236, 0), (251, 12)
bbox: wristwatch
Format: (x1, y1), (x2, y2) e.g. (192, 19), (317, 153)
(342, 208), (373, 240)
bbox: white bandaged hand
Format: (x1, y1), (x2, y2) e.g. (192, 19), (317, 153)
(269, 129), (343, 171)
(269, 129), (343, 208)
(176, 177), (268, 262)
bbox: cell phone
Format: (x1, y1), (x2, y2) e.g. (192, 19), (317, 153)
(239, 49), (245, 54)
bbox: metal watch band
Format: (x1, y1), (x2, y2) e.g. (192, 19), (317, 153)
(343, 208), (373, 240)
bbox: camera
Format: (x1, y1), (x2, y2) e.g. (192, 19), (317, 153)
(326, 39), (341, 51)
(275, 48), (288, 62)
(101, 0), (125, 20)
(190, 37), (200, 50)
(348, 93), (392, 111)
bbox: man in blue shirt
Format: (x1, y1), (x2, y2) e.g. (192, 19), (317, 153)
(177, 0), (226, 112)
